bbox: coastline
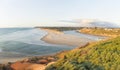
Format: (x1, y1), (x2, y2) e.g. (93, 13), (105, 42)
(0, 28), (111, 70)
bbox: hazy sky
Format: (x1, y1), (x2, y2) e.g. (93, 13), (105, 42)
(0, 0), (120, 27)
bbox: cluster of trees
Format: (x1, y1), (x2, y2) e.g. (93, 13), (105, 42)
(46, 36), (120, 70)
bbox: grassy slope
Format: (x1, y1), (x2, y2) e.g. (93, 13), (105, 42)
(46, 36), (120, 70)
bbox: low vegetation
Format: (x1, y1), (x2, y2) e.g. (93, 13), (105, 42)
(46, 36), (120, 70)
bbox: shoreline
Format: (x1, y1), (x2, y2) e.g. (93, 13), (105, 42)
(0, 28), (110, 70)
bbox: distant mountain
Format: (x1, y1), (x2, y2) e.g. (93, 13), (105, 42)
(60, 19), (120, 28)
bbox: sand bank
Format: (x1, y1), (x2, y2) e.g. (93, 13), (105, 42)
(41, 29), (93, 47)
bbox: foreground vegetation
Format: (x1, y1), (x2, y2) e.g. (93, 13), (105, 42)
(46, 36), (120, 70)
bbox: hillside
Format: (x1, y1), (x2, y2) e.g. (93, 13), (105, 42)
(46, 36), (120, 70)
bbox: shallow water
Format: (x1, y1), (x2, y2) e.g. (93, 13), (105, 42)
(0, 28), (105, 63)
(0, 28), (74, 63)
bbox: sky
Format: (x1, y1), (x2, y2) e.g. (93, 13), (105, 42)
(0, 0), (120, 27)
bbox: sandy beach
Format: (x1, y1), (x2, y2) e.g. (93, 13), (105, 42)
(41, 28), (93, 47)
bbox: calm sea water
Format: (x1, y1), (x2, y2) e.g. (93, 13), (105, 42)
(0, 28), (105, 63)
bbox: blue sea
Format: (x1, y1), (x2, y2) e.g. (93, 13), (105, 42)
(0, 28), (105, 63)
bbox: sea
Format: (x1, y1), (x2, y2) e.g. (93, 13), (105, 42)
(0, 28), (105, 63)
